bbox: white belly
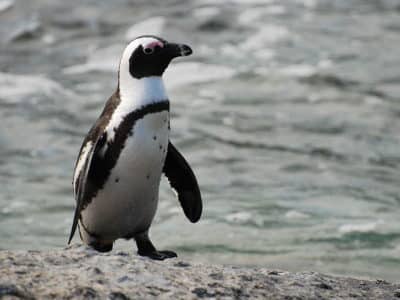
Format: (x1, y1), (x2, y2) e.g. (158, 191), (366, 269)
(82, 110), (169, 239)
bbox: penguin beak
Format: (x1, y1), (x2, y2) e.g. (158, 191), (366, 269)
(167, 43), (193, 58)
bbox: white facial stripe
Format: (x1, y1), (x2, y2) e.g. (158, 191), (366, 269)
(119, 37), (166, 100)
(118, 38), (168, 100)
(111, 37), (169, 143)
(119, 37), (161, 71)
(118, 37), (162, 87)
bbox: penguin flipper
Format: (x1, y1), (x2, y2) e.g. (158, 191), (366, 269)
(163, 141), (202, 223)
(68, 132), (107, 244)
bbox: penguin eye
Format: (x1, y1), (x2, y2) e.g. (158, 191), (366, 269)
(143, 47), (154, 55)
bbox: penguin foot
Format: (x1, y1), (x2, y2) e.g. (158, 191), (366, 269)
(134, 231), (177, 260)
(90, 242), (113, 253)
(138, 250), (177, 260)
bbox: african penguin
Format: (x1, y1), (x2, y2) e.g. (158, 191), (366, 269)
(68, 36), (202, 260)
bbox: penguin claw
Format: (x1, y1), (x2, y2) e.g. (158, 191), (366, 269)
(139, 250), (177, 260)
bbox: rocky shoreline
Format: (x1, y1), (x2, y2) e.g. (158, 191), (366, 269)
(1, 245), (399, 299)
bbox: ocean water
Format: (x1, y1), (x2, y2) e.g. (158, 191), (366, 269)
(1, 0), (400, 281)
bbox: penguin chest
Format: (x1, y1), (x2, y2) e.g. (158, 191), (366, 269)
(83, 110), (170, 238)
(115, 110), (170, 190)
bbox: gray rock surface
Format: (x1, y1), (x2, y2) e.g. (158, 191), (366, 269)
(1, 245), (399, 299)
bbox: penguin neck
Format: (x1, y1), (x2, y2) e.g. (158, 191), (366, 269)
(104, 75), (169, 143)
(118, 75), (168, 109)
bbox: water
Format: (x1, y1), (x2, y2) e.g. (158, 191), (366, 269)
(1, 0), (400, 281)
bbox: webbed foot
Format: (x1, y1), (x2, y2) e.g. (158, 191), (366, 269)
(139, 249), (177, 260)
(134, 231), (177, 260)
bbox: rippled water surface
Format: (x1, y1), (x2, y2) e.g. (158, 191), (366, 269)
(1, 0), (400, 281)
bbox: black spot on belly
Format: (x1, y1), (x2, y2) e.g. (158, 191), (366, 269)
(153, 135), (157, 140)
(146, 174), (150, 180)
(78, 100), (170, 210)
(115, 177), (119, 183)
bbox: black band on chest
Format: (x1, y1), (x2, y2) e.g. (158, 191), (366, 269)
(83, 100), (170, 209)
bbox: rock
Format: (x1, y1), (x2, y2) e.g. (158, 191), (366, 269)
(0, 245), (399, 299)
(0, 283), (34, 299)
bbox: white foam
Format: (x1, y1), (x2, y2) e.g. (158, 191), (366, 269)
(238, 6), (286, 25)
(254, 48), (275, 60)
(318, 59), (333, 69)
(7, 16), (40, 42)
(1, 200), (28, 214)
(241, 25), (290, 50)
(279, 64), (316, 77)
(220, 44), (244, 59)
(192, 7), (220, 20)
(225, 212), (253, 223)
(265, 5), (286, 15)
(295, 0), (317, 8)
(285, 210), (309, 219)
(0, 72), (75, 103)
(63, 45), (121, 74)
(164, 62), (236, 89)
(125, 17), (165, 41)
(237, 9), (264, 25)
(364, 95), (383, 105)
(0, 0), (13, 13)
(338, 220), (383, 234)
(41, 33), (55, 45)
(197, 0), (274, 4)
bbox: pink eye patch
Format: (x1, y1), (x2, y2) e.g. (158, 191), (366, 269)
(144, 41), (164, 49)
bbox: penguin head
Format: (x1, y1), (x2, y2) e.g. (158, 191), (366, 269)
(119, 35), (192, 80)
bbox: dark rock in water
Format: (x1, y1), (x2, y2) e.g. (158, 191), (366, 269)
(0, 245), (399, 299)
(8, 17), (42, 42)
(394, 289), (400, 298)
(198, 19), (229, 32)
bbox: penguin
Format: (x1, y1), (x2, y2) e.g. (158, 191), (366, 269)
(68, 35), (202, 260)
